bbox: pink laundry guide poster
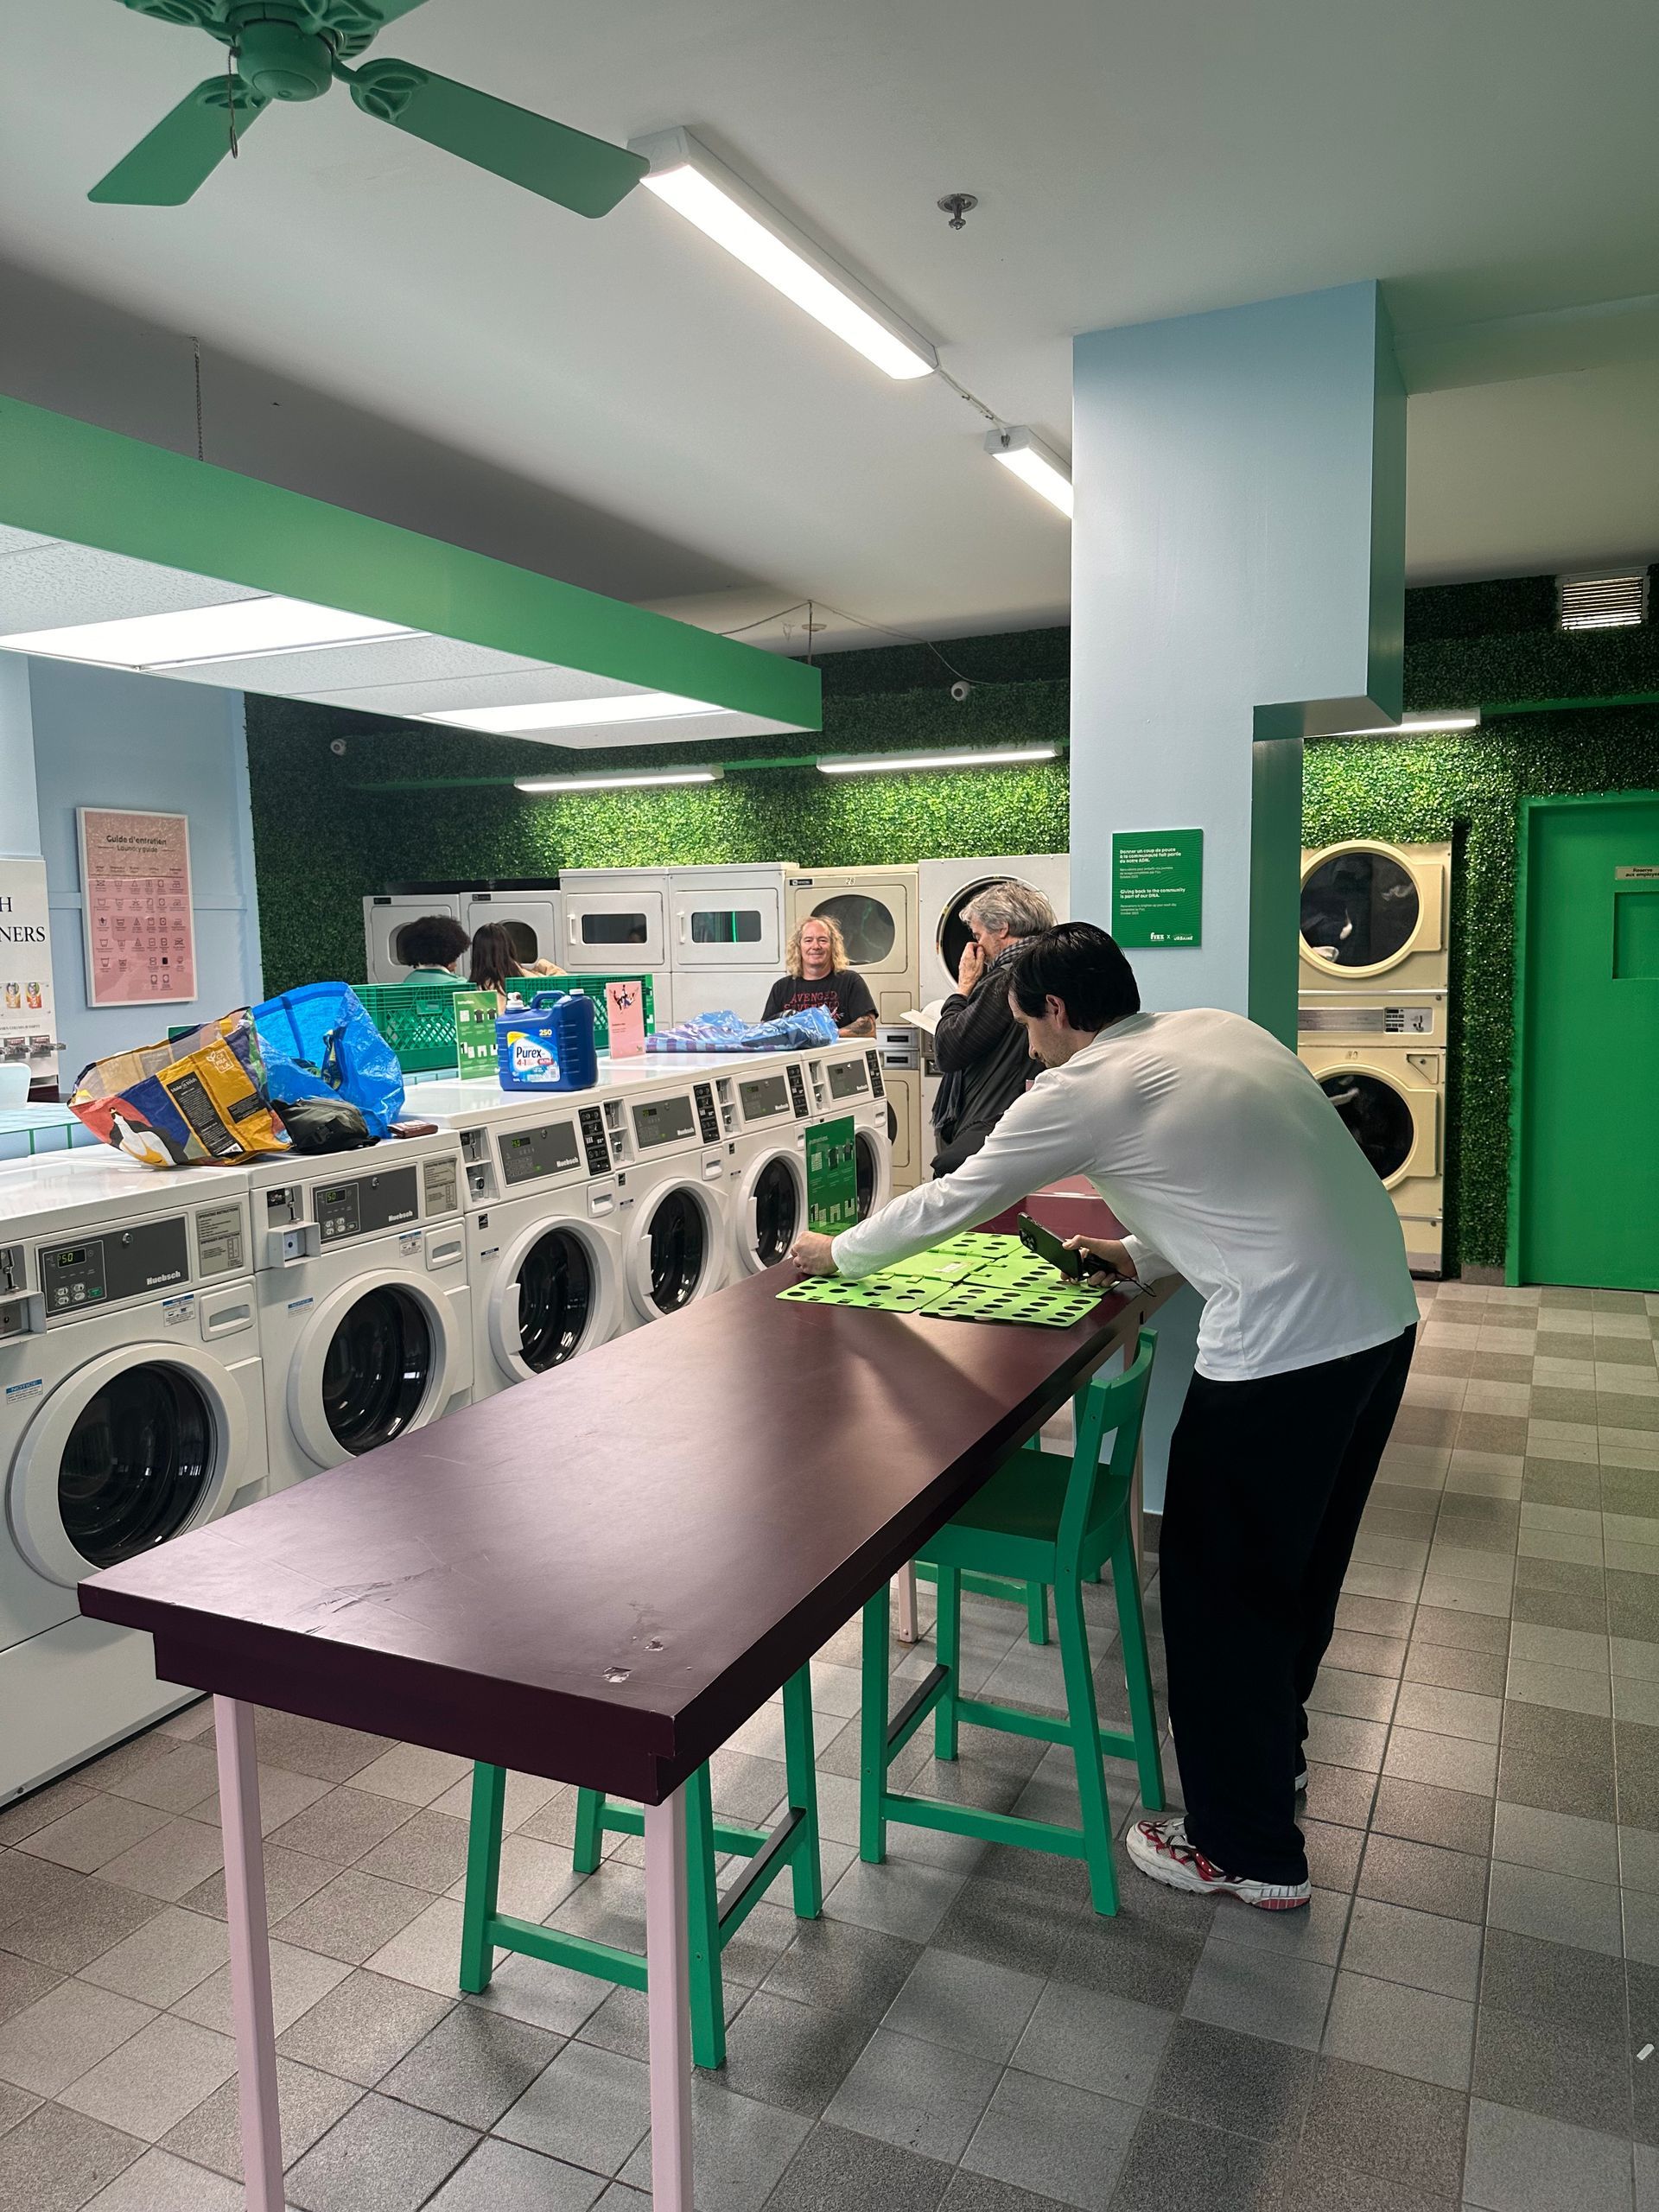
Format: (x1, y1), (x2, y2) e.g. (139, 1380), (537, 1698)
(606, 978), (646, 1057)
(77, 808), (197, 1008)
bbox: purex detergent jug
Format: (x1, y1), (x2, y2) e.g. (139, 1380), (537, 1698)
(495, 991), (599, 1092)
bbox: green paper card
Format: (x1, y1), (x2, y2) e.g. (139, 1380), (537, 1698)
(805, 1116), (858, 1234)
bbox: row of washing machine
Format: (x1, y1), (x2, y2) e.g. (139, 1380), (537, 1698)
(0, 1039), (893, 1805)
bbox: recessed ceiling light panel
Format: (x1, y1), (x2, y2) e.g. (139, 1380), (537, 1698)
(419, 691), (726, 734)
(0, 594), (417, 670)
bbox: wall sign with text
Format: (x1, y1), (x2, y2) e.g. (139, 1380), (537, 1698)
(1112, 829), (1205, 948)
(78, 808), (198, 1008)
(0, 856), (57, 1080)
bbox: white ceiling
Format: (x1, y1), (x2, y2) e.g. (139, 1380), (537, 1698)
(2, 0), (1657, 651)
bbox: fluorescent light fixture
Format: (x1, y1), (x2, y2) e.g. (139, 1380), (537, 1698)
(515, 767), (725, 794)
(629, 126), (938, 382)
(0, 594), (416, 670)
(1329, 711), (1481, 738)
(420, 690), (725, 735)
(985, 427), (1072, 518)
(818, 746), (1057, 776)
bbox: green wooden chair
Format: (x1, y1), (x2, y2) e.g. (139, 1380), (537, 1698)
(460, 1663), (822, 2070)
(859, 1329), (1163, 1916)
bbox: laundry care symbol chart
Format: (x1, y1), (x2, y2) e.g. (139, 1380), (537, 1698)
(77, 808), (197, 1007)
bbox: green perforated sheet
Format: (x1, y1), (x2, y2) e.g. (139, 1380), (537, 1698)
(777, 1233), (1103, 1327)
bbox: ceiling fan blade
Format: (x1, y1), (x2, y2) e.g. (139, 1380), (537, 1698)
(345, 59), (646, 218)
(89, 75), (268, 204)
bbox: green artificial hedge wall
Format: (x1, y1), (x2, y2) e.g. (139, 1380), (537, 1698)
(245, 582), (1659, 1273)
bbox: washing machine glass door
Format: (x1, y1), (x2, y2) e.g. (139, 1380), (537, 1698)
(516, 1228), (595, 1369)
(855, 1129), (882, 1221)
(1319, 1071), (1414, 1185)
(742, 1155), (803, 1270)
(1300, 850), (1420, 973)
(321, 1284), (432, 1454)
(645, 1188), (709, 1314)
(60, 1365), (213, 1571)
(812, 892), (897, 969)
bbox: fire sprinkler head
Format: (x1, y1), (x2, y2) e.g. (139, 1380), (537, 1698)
(937, 193), (978, 231)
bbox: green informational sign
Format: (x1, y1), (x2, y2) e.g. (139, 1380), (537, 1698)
(1112, 829), (1204, 948)
(805, 1116), (858, 1234)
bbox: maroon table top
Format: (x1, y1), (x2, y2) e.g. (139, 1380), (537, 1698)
(81, 1268), (1154, 1803)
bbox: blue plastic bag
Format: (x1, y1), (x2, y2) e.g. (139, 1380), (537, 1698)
(252, 982), (406, 1141)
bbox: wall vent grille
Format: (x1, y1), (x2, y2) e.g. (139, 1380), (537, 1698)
(1558, 570), (1648, 631)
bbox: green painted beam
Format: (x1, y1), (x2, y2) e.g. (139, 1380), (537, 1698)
(0, 393), (820, 732)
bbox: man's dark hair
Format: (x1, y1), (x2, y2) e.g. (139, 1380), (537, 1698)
(399, 913), (471, 969)
(1009, 922), (1141, 1033)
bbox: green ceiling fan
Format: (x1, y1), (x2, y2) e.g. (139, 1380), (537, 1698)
(90, 1), (648, 215)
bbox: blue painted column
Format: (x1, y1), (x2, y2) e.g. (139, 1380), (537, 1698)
(1071, 283), (1405, 1499)
(0, 655), (40, 860)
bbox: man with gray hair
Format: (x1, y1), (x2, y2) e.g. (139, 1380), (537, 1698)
(930, 878), (1057, 1173)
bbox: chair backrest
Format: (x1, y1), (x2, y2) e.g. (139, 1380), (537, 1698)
(1055, 1330), (1158, 1573)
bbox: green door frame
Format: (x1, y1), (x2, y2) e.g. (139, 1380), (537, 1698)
(1506, 788), (1659, 1286)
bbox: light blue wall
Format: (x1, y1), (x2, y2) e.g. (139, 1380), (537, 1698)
(1070, 283), (1405, 1505)
(26, 661), (263, 1083)
(0, 657), (39, 860)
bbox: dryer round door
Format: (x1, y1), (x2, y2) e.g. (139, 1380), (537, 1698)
(854, 1126), (891, 1221)
(288, 1268), (459, 1472)
(488, 1216), (620, 1383)
(809, 891), (898, 969)
(1300, 843), (1423, 979)
(1317, 1068), (1420, 1187)
(733, 1147), (806, 1275)
(9, 1343), (251, 1588)
(625, 1178), (725, 1324)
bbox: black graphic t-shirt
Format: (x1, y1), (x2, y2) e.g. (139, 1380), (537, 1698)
(761, 969), (878, 1029)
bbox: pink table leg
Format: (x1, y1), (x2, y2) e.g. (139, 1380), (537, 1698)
(644, 1789), (693, 2210)
(213, 1696), (284, 2212)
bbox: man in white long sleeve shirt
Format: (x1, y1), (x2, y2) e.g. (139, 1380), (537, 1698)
(792, 922), (1418, 1910)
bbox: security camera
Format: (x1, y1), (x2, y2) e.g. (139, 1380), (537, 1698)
(329, 738), (347, 757)
(950, 679), (973, 703)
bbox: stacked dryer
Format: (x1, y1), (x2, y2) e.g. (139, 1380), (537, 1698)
(558, 865), (794, 1027)
(1297, 839), (1451, 1275)
(363, 879), (563, 984)
(0, 1153), (267, 1799)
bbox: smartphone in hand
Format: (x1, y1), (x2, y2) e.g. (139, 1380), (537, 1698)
(1017, 1211), (1087, 1281)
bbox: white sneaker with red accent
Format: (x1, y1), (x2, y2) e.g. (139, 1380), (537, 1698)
(1126, 1815), (1312, 1910)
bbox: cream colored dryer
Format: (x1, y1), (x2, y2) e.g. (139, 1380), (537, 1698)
(1301, 1042), (1444, 1275)
(1299, 841), (1450, 994)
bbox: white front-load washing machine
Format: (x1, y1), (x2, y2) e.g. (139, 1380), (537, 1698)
(607, 1060), (736, 1328)
(1300, 1042), (1445, 1276)
(0, 1154), (264, 1801)
(245, 1132), (472, 1485)
(918, 855), (1071, 1006)
(725, 1058), (810, 1277)
(1299, 841), (1450, 994)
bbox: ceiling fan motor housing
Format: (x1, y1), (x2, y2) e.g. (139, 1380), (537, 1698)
(226, 5), (335, 100)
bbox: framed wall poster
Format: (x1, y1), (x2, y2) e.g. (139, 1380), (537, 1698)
(0, 855), (57, 1083)
(78, 808), (198, 1007)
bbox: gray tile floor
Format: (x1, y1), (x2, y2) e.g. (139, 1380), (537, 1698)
(3, 1277), (1658, 2209)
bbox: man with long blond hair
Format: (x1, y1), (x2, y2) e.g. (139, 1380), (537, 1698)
(762, 913), (878, 1037)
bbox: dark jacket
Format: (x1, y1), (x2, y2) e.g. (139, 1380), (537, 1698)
(930, 947), (1038, 1175)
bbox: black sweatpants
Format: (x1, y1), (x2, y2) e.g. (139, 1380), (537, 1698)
(1159, 1325), (1416, 1885)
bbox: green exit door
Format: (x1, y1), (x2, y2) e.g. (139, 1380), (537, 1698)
(1511, 792), (1659, 1290)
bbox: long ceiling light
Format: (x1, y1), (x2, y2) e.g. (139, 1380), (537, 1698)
(0, 594), (416, 670)
(420, 691), (725, 735)
(515, 767), (725, 794)
(1330, 710), (1481, 737)
(628, 127), (938, 382)
(818, 746), (1058, 776)
(985, 428), (1073, 518)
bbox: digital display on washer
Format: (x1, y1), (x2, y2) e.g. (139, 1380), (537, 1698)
(739, 1074), (791, 1122)
(499, 1120), (582, 1186)
(41, 1218), (188, 1313)
(828, 1060), (869, 1100)
(633, 1094), (696, 1150)
(315, 1166), (418, 1242)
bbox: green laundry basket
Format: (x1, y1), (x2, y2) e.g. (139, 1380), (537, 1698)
(355, 982), (463, 1075)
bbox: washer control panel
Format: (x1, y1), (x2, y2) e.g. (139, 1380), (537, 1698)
(315, 1165), (419, 1243)
(577, 1103), (611, 1175)
(499, 1118), (581, 1188)
(786, 1064), (809, 1118)
(692, 1083), (720, 1143)
(41, 1217), (189, 1316)
(864, 1049), (886, 1097)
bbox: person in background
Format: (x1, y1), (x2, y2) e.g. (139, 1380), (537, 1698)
(763, 915), (878, 1037)
(468, 921), (566, 1011)
(930, 879), (1057, 1174)
(398, 914), (471, 984)
(791, 921), (1418, 1914)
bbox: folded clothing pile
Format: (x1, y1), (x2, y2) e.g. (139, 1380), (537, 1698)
(646, 1006), (840, 1053)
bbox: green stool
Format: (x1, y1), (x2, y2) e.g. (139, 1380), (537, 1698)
(460, 1663), (823, 2069)
(860, 1330), (1163, 1916)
